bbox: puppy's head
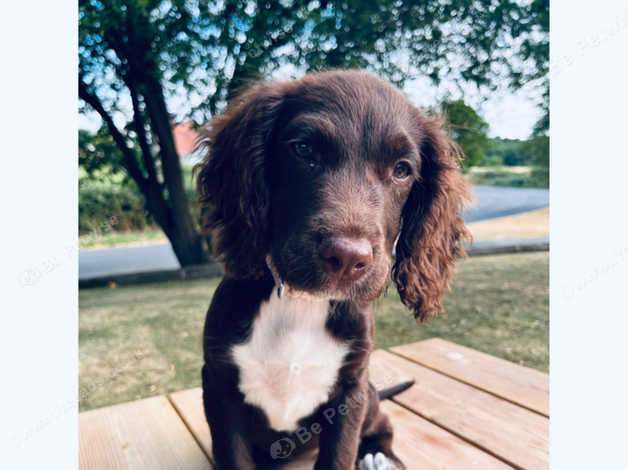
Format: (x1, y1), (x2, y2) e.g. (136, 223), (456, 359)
(197, 70), (470, 319)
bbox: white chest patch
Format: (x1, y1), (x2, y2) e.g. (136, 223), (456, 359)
(231, 292), (349, 431)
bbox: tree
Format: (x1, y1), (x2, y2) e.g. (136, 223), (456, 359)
(524, 134), (549, 186)
(512, 0), (549, 136)
(79, 0), (548, 266)
(440, 100), (490, 167)
(79, 128), (126, 185)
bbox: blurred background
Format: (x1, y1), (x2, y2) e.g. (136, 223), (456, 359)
(78, 0), (548, 411)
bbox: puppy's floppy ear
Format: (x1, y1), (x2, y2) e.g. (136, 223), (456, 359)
(393, 113), (472, 321)
(195, 83), (284, 279)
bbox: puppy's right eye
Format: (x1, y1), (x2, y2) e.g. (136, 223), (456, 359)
(393, 161), (412, 180)
(291, 141), (319, 168)
(292, 142), (313, 158)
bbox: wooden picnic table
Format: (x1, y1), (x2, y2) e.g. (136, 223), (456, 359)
(79, 338), (549, 469)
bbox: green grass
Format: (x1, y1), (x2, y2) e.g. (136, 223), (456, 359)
(79, 252), (548, 411)
(79, 227), (167, 249)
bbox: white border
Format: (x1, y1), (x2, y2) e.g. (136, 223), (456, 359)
(0, 1), (78, 468)
(551, 0), (628, 467)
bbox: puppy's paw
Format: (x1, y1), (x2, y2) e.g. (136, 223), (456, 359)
(357, 452), (400, 470)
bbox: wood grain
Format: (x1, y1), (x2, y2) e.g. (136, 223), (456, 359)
(372, 349), (549, 469)
(170, 354), (517, 470)
(381, 401), (513, 469)
(168, 387), (213, 463)
(79, 395), (211, 470)
(391, 338), (549, 416)
(369, 348), (416, 391)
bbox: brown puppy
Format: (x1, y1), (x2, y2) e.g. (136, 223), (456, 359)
(196, 70), (470, 469)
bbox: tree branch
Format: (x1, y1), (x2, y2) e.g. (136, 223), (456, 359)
(79, 76), (175, 236)
(78, 77), (149, 193)
(126, 73), (160, 185)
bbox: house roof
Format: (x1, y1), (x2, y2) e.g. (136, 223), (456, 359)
(172, 120), (199, 158)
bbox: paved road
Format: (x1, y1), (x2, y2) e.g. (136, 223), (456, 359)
(79, 185), (548, 280)
(464, 185), (548, 223)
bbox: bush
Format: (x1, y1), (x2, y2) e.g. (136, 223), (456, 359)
(79, 180), (153, 234)
(529, 167), (549, 188)
(486, 137), (534, 167)
(79, 164), (199, 235)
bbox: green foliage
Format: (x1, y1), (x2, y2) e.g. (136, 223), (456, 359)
(80, 0), (549, 125)
(464, 134), (549, 188)
(486, 137), (533, 167)
(79, 128), (129, 185)
(79, 126), (199, 233)
(79, 179), (151, 234)
(465, 168), (546, 188)
(524, 135), (549, 186)
(79, 168), (199, 235)
(441, 100), (490, 167)
(510, 0), (549, 136)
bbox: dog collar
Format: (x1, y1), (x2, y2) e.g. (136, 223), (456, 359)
(265, 255), (285, 298)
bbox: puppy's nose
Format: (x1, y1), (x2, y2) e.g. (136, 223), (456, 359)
(321, 237), (373, 282)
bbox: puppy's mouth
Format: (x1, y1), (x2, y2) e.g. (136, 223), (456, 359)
(266, 254), (333, 300)
(266, 254), (387, 302)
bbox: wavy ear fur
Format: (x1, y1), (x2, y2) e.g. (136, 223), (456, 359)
(195, 83), (284, 279)
(393, 114), (472, 321)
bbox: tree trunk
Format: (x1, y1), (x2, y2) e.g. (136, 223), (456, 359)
(80, 78), (198, 265)
(81, 74), (210, 267)
(140, 75), (210, 267)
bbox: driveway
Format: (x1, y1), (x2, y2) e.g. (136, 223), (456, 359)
(79, 185), (549, 280)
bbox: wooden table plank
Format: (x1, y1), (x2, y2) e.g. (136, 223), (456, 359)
(391, 338), (549, 416)
(169, 388), (213, 463)
(372, 350), (548, 470)
(79, 395), (211, 470)
(167, 388), (510, 470)
(170, 354), (516, 470)
(166, 361), (417, 464)
(381, 401), (513, 469)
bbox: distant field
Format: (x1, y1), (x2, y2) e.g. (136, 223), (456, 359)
(464, 165), (548, 188)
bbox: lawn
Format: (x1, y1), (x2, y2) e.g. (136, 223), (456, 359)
(79, 251), (548, 411)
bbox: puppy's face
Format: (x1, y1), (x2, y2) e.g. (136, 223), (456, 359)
(267, 78), (419, 302)
(198, 71), (471, 318)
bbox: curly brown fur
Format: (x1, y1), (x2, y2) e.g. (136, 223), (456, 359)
(195, 83), (286, 279)
(392, 113), (472, 321)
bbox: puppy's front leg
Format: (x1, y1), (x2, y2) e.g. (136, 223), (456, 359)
(202, 365), (256, 470)
(314, 383), (369, 470)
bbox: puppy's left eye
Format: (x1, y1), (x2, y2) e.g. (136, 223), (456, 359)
(393, 161), (412, 179)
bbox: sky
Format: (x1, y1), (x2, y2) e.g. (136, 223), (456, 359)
(403, 75), (543, 140)
(79, 68), (543, 141)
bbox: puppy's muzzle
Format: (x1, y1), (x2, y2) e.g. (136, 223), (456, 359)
(320, 236), (373, 284)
